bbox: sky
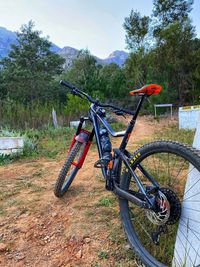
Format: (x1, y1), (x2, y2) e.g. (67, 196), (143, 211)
(0, 0), (199, 58)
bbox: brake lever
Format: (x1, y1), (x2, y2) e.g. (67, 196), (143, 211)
(72, 89), (83, 98)
(122, 114), (126, 119)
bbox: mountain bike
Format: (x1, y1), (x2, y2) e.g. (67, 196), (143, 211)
(54, 80), (200, 267)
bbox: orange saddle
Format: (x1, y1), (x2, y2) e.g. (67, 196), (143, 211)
(129, 84), (162, 96)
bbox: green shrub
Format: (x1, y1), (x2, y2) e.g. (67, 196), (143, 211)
(0, 126), (75, 164)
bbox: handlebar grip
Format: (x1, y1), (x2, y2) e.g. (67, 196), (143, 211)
(60, 80), (76, 90)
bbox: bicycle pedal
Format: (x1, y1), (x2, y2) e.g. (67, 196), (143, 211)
(94, 158), (110, 168)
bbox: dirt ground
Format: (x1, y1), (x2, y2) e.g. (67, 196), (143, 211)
(0, 116), (173, 267)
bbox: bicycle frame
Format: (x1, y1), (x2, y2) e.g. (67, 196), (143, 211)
(68, 94), (158, 210)
(89, 94), (146, 176)
(57, 82), (196, 266)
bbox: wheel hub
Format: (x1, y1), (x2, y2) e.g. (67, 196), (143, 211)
(146, 190), (170, 225)
(146, 188), (181, 225)
(160, 188), (182, 225)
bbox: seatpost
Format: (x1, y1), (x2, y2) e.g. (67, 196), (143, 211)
(133, 94), (147, 120)
(119, 94), (146, 151)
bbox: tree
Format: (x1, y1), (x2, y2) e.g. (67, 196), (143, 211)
(153, 0), (193, 27)
(123, 0), (199, 106)
(191, 38), (200, 103)
(99, 63), (127, 98)
(62, 49), (102, 96)
(0, 21), (65, 104)
(123, 10), (151, 51)
(123, 10), (153, 91)
(152, 0), (196, 104)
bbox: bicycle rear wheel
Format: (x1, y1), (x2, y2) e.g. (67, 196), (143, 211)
(119, 140), (200, 267)
(54, 141), (83, 198)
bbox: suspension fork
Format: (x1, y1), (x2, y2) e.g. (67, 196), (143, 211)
(68, 117), (95, 169)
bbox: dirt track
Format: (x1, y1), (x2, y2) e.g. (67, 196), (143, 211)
(0, 116), (167, 267)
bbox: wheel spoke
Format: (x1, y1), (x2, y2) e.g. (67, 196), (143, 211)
(131, 211), (152, 240)
(183, 191), (200, 202)
(120, 141), (200, 266)
(179, 220), (200, 241)
(174, 247), (185, 267)
(184, 175), (200, 198)
(176, 232), (194, 266)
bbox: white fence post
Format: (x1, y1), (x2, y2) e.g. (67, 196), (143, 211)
(52, 108), (58, 128)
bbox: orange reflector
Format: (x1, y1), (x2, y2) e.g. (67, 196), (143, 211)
(108, 160), (113, 169)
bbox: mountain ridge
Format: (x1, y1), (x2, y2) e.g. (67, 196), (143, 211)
(0, 26), (129, 66)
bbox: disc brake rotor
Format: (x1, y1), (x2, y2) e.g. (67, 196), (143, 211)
(146, 190), (170, 225)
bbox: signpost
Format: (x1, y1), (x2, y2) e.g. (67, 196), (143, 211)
(154, 104), (173, 118)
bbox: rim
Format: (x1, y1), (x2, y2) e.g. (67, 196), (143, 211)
(126, 151), (200, 266)
(61, 143), (85, 190)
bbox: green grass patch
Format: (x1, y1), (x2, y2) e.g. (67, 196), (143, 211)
(32, 170), (44, 178)
(97, 196), (115, 207)
(155, 124), (195, 145)
(110, 121), (127, 131)
(0, 204), (6, 216)
(98, 250), (109, 259)
(85, 209), (95, 217)
(0, 189), (20, 201)
(0, 126), (75, 164)
(16, 179), (46, 193)
(0, 120), (126, 165)
(5, 199), (26, 208)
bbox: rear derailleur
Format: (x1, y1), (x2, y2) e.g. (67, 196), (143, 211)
(151, 224), (168, 245)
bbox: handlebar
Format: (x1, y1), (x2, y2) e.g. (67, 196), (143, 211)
(60, 80), (135, 116)
(60, 80), (76, 90)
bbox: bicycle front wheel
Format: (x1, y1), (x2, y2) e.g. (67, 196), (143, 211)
(54, 141), (83, 198)
(119, 140), (200, 267)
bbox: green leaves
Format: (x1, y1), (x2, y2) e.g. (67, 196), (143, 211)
(99, 63), (127, 99)
(123, 0), (199, 106)
(123, 10), (151, 51)
(62, 49), (101, 96)
(153, 0), (194, 26)
(0, 21), (65, 104)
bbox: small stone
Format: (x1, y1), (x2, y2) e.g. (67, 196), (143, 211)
(52, 212), (58, 218)
(25, 232), (32, 239)
(124, 244), (131, 250)
(0, 243), (7, 252)
(15, 252), (25, 260)
(0, 233), (4, 239)
(84, 237), (91, 243)
(39, 241), (46, 246)
(70, 235), (76, 242)
(75, 249), (82, 259)
(7, 254), (13, 259)
(44, 235), (51, 243)
(12, 228), (20, 234)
